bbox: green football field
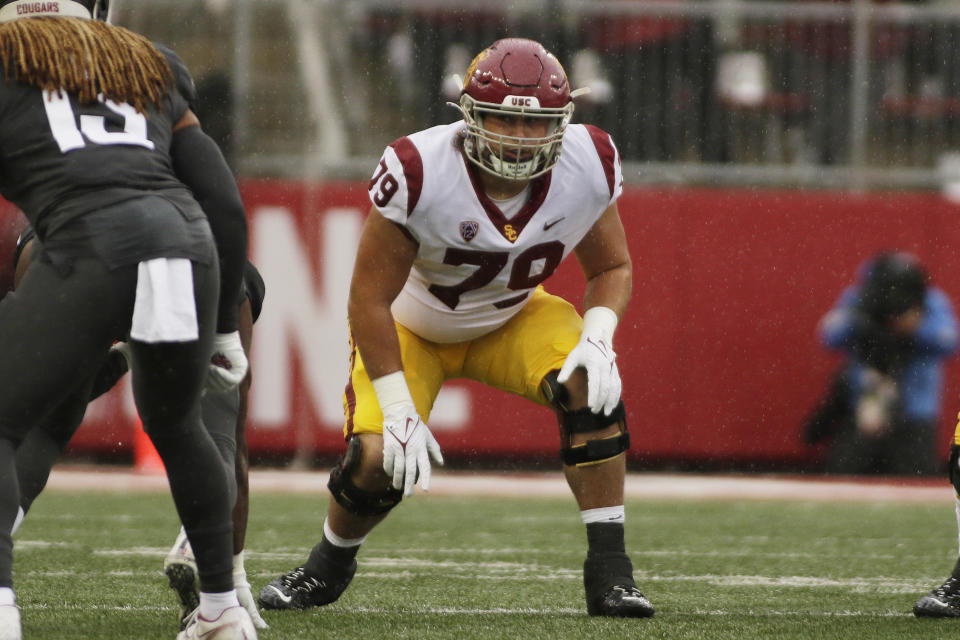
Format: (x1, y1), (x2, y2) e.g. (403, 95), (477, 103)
(12, 477), (960, 639)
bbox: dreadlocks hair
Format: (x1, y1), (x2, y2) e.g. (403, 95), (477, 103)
(0, 17), (171, 113)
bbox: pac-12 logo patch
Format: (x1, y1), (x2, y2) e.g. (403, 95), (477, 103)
(459, 220), (479, 242)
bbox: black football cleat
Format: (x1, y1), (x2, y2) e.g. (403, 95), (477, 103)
(587, 585), (655, 618)
(583, 550), (653, 618)
(914, 576), (960, 618)
(163, 529), (199, 629)
(258, 561), (357, 610)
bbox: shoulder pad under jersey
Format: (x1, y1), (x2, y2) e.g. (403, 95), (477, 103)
(153, 42), (198, 109)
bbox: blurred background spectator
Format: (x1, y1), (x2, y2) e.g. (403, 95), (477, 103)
(804, 251), (958, 475)
(107, 1), (960, 184)
(579, 0), (727, 162)
(778, 0), (900, 165)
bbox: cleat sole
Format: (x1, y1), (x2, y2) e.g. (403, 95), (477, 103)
(166, 562), (200, 627)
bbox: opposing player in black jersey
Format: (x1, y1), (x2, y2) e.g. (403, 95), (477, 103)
(161, 259), (269, 632)
(0, 2), (254, 639)
(10, 228), (268, 630)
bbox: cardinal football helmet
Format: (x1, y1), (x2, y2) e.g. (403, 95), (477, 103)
(0, 0), (109, 22)
(457, 38), (576, 181)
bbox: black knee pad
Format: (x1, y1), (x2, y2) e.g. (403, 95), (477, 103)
(541, 370), (631, 467)
(327, 437), (403, 517)
(559, 405), (630, 467)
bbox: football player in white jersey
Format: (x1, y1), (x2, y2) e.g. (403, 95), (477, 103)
(259, 37), (654, 619)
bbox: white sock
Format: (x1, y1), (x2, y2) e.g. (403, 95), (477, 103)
(0, 587), (15, 606)
(10, 507), (24, 536)
(323, 517), (366, 547)
(233, 551), (248, 587)
(580, 506), (625, 525)
(954, 494), (960, 556)
(199, 590), (240, 620)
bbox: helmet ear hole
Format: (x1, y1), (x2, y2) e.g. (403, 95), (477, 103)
(89, 0), (109, 20)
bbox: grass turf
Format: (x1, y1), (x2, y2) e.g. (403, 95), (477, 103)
(12, 483), (960, 639)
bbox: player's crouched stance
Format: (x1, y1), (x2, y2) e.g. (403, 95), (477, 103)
(258, 37), (654, 619)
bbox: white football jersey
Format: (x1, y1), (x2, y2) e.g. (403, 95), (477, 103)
(368, 121), (623, 343)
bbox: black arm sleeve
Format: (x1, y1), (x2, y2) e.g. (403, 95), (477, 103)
(170, 124), (248, 333)
(244, 260), (266, 324)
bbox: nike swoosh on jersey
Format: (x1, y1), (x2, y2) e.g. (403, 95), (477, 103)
(543, 217), (565, 230)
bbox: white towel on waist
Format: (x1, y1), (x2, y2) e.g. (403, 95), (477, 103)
(130, 257), (198, 343)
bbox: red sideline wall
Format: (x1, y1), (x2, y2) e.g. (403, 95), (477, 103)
(27, 182), (960, 466)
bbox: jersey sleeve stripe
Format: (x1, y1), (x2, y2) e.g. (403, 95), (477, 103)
(583, 124), (617, 199)
(389, 136), (424, 217)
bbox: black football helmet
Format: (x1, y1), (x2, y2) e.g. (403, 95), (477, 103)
(0, 0), (109, 22)
(859, 251), (928, 321)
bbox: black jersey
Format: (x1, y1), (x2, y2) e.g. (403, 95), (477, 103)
(0, 43), (198, 241)
(15, 223), (264, 324)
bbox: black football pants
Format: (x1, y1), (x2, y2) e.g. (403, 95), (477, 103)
(0, 255), (233, 592)
(15, 361), (240, 518)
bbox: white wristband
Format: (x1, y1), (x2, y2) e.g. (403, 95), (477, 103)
(371, 370), (415, 416)
(582, 306), (618, 343)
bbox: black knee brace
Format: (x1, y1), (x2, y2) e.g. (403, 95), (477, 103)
(541, 370), (631, 467)
(327, 437), (403, 516)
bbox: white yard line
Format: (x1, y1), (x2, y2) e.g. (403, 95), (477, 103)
(17, 555), (940, 592)
(43, 466), (951, 502)
(15, 602), (916, 618)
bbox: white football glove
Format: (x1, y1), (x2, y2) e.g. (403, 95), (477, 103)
(373, 371), (443, 496)
(557, 306), (622, 416)
(205, 331), (248, 394)
(233, 553), (268, 629)
(382, 405), (443, 496)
